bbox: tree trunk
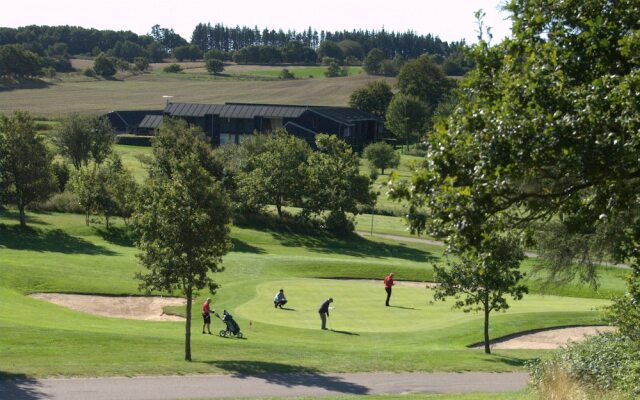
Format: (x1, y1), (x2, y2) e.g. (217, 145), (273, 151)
(483, 301), (491, 354)
(185, 287), (193, 361)
(276, 197), (282, 219)
(18, 205), (26, 227)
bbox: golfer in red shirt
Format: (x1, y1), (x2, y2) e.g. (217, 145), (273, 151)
(202, 298), (212, 334)
(384, 272), (395, 306)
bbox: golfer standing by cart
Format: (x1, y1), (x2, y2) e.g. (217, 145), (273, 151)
(318, 297), (333, 330)
(202, 298), (213, 334)
(384, 272), (395, 306)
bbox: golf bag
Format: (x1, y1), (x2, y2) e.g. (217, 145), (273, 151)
(218, 310), (242, 338)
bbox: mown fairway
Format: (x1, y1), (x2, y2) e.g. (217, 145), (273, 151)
(0, 210), (623, 378)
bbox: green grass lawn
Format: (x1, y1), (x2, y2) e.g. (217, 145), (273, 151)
(113, 144), (152, 183)
(0, 210), (624, 378)
(238, 66), (364, 79)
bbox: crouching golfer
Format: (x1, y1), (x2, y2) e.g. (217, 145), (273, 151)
(274, 288), (287, 308)
(318, 297), (333, 330)
(202, 298), (213, 334)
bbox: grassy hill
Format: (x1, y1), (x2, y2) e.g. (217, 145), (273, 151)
(0, 65), (392, 117)
(0, 210), (623, 378)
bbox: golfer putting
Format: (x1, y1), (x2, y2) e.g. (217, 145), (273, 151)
(318, 297), (333, 330)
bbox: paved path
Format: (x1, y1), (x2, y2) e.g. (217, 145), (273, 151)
(357, 231), (630, 269)
(0, 372), (529, 400)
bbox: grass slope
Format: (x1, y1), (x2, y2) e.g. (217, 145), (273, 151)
(0, 73), (393, 117)
(0, 210), (624, 378)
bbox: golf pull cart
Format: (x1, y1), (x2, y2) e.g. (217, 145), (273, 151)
(214, 310), (243, 338)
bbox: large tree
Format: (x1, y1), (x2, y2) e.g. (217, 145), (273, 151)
(237, 130), (310, 218)
(392, 0), (640, 338)
(0, 111), (56, 227)
(53, 114), (114, 170)
(134, 119), (231, 361)
(434, 234), (527, 354)
(385, 94), (429, 151)
(349, 80), (394, 119)
(304, 134), (374, 235)
(396, 55), (454, 113)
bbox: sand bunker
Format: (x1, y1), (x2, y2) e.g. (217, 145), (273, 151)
(30, 293), (186, 321)
(476, 326), (616, 350)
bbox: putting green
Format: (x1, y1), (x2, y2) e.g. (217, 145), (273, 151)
(235, 279), (611, 333)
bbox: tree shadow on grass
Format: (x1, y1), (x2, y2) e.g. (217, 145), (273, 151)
(0, 210), (50, 226)
(231, 238), (266, 254)
(0, 372), (45, 400)
(204, 361), (369, 395)
(0, 224), (116, 255)
(270, 231), (438, 262)
(95, 226), (138, 248)
(479, 353), (532, 367)
(0, 78), (51, 92)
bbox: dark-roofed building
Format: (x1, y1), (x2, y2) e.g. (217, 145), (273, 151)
(106, 110), (163, 134)
(164, 102), (383, 151)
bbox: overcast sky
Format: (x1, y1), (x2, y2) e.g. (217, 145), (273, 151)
(1, 0), (512, 44)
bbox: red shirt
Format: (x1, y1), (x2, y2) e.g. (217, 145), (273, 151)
(384, 275), (394, 288)
(202, 302), (211, 315)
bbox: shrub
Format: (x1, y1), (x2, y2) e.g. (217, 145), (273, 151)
(529, 332), (640, 398)
(133, 57), (150, 72)
(115, 134), (153, 146)
(30, 191), (83, 213)
(83, 67), (96, 77)
(279, 68), (295, 80)
(323, 210), (355, 236)
(162, 63), (182, 73)
(205, 58), (224, 75)
(51, 161), (70, 192)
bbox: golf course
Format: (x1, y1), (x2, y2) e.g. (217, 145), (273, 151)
(0, 192), (622, 382)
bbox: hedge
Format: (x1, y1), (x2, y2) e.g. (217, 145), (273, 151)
(115, 134), (154, 146)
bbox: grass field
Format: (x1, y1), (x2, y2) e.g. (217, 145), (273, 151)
(0, 209), (624, 378)
(0, 65), (391, 117)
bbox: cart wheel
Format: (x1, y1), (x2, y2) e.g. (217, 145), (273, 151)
(219, 330), (226, 337)
(236, 332), (243, 339)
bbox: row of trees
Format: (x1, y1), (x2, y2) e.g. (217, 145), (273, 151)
(0, 112), (138, 227)
(190, 23), (462, 59)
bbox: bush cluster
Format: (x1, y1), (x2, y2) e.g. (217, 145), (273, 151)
(529, 332), (640, 398)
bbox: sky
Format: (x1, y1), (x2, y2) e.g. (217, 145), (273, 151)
(1, 0), (512, 44)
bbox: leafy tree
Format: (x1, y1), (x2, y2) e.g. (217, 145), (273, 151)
(53, 114), (114, 170)
(325, 61), (347, 77)
(134, 118), (231, 362)
(434, 234), (527, 354)
(363, 48), (384, 75)
(304, 134), (374, 235)
(133, 57), (150, 71)
(110, 40), (148, 62)
(204, 49), (228, 62)
(363, 142), (399, 175)
(396, 55), (454, 111)
(205, 58), (224, 75)
(0, 44), (42, 78)
(390, 0), (640, 349)
(338, 39), (364, 60)
(385, 94), (429, 151)
(349, 80), (394, 118)
(172, 44), (202, 61)
(93, 53), (116, 78)
(237, 130), (311, 217)
(0, 111), (56, 226)
(317, 40), (344, 61)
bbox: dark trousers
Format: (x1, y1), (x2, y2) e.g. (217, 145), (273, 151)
(274, 300), (287, 308)
(385, 287), (392, 306)
(319, 312), (327, 329)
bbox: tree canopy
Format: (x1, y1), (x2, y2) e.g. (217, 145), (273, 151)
(349, 80), (394, 119)
(135, 118), (231, 361)
(0, 111), (56, 226)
